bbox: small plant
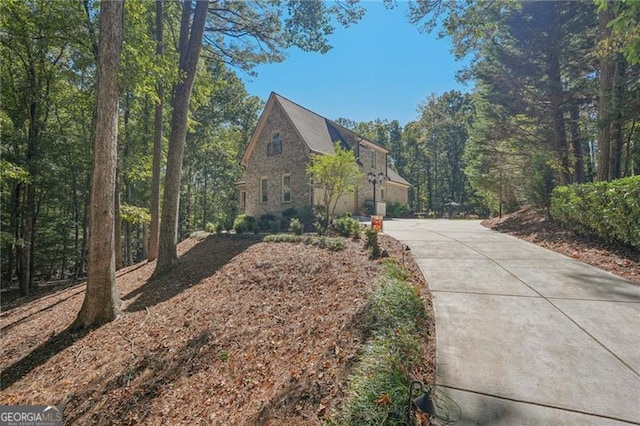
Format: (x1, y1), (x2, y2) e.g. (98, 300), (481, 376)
(233, 214), (255, 234)
(332, 213), (361, 239)
(263, 234), (346, 251)
(289, 218), (303, 235)
(205, 222), (223, 233)
(364, 226), (381, 259)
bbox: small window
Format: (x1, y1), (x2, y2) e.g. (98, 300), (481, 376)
(371, 150), (376, 168)
(380, 187), (385, 201)
(240, 191), (246, 209)
(260, 178), (268, 203)
(268, 133), (282, 155)
(282, 174), (291, 203)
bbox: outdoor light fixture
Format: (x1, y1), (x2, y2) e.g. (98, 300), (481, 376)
(407, 381), (461, 426)
(367, 171), (385, 215)
(402, 244), (411, 268)
(407, 381), (436, 425)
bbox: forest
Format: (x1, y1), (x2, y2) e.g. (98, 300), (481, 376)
(2, 0), (639, 302)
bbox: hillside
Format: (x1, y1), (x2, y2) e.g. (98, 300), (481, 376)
(0, 234), (433, 425)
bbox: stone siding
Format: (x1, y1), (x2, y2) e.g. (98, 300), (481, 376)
(244, 103), (311, 217)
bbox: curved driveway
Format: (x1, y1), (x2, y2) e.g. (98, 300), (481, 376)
(384, 219), (640, 425)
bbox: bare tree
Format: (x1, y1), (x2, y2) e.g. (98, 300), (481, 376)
(72, 0), (124, 329)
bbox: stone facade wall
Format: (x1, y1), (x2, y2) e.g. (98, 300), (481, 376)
(385, 182), (409, 206)
(243, 103), (311, 217)
(356, 144), (389, 214)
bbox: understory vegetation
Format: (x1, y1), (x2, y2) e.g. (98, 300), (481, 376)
(329, 260), (428, 425)
(551, 176), (640, 248)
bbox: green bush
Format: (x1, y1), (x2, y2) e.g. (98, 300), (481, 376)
(364, 226), (381, 259)
(262, 234), (346, 251)
(329, 270), (427, 425)
(205, 222), (223, 233)
(289, 218), (303, 235)
(332, 213), (361, 238)
(232, 214), (255, 234)
(550, 176), (640, 248)
(386, 202), (410, 218)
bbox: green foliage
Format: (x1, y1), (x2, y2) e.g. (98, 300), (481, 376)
(306, 142), (363, 226)
(120, 204), (151, 225)
(289, 218), (303, 235)
(386, 202), (410, 218)
(233, 214), (255, 234)
(525, 153), (556, 211)
(550, 176), (640, 247)
(330, 271), (427, 425)
(332, 213), (361, 238)
(364, 227), (381, 259)
(262, 234), (346, 251)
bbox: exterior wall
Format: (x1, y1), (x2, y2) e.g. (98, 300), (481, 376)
(385, 182), (409, 206)
(356, 143), (389, 214)
(244, 103), (311, 217)
(313, 188), (356, 216)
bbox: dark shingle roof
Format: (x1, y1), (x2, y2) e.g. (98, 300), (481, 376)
(273, 93), (386, 154)
(272, 93), (410, 187)
(386, 167), (411, 186)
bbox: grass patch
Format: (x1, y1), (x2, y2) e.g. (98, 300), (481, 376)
(328, 260), (428, 425)
(262, 234), (346, 251)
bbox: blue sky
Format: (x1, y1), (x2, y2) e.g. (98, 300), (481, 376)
(242, 1), (470, 126)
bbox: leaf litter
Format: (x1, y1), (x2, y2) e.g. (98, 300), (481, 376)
(1, 234), (434, 425)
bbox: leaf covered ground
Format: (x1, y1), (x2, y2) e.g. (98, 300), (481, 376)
(0, 233), (434, 425)
(483, 206), (640, 284)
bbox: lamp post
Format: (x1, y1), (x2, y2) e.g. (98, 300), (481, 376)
(367, 171), (385, 216)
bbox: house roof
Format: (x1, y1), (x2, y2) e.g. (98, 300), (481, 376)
(386, 167), (411, 187)
(241, 92), (410, 186)
(272, 93), (388, 155)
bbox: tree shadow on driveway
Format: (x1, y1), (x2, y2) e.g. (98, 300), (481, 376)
(122, 234), (260, 312)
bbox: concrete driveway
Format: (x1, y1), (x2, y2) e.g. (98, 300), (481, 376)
(384, 219), (640, 425)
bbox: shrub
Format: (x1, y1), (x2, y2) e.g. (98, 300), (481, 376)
(232, 215), (255, 234)
(205, 222), (223, 233)
(262, 234), (346, 251)
(289, 218), (303, 235)
(386, 202), (410, 218)
(282, 207), (298, 220)
(329, 269), (427, 425)
(550, 176), (640, 248)
(332, 213), (361, 238)
(364, 226), (381, 259)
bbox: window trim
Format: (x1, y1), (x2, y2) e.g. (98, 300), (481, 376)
(268, 132), (282, 156)
(240, 190), (247, 209)
(282, 173), (291, 203)
(260, 177), (268, 203)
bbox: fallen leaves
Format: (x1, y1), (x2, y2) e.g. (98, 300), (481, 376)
(1, 235), (435, 425)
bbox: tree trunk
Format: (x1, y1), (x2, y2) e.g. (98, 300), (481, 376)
(154, 0), (208, 277)
(597, 4), (615, 181)
(72, 0), (124, 329)
(149, 0), (164, 261)
(547, 3), (571, 185)
(569, 102), (585, 183)
(609, 55), (625, 180)
(114, 170), (123, 270)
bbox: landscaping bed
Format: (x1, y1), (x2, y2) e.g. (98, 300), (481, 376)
(483, 206), (640, 284)
(1, 233), (434, 425)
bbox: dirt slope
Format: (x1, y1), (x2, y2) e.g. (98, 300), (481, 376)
(0, 234), (433, 425)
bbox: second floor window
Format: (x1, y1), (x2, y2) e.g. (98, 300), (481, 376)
(268, 133), (282, 155)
